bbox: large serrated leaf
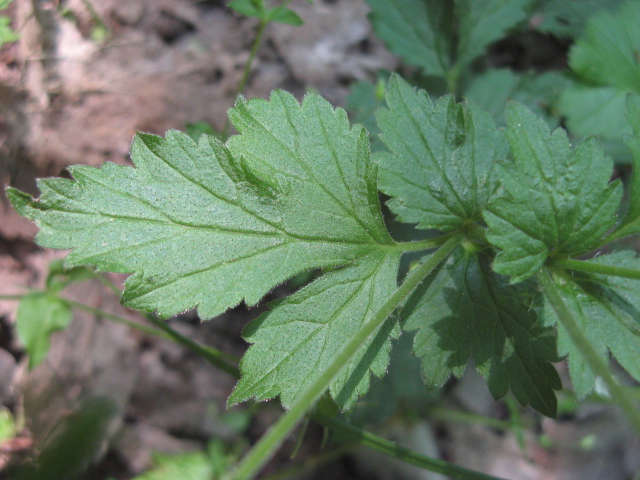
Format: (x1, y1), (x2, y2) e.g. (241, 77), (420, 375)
(229, 251), (400, 410)
(403, 249), (561, 417)
(8, 91), (395, 320)
(484, 101), (623, 282)
(376, 74), (505, 232)
(543, 252), (640, 397)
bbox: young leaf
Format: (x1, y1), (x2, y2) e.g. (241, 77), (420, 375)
(484, 101), (623, 282)
(376, 74), (505, 232)
(227, 0), (265, 19)
(16, 292), (73, 369)
(543, 252), (640, 397)
(365, 0), (452, 77)
(610, 94), (640, 239)
(8, 91), (396, 320)
(130, 451), (213, 480)
(267, 7), (303, 26)
(403, 249), (561, 417)
(229, 251), (400, 410)
(557, 0), (640, 141)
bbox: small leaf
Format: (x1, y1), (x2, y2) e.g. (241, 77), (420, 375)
(16, 292), (73, 369)
(484, 101), (622, 282)
(403, 249), (561, 417)
(227, 0), (264, 19)
(557, 0), (640, 142)
(267, 7), (303, 26)
(532, 0), (624, 39)
(229, 251), (400, 410)
(376, 74), (505, 232)
(542, 252), (640, 397)
(0, 16), (19, 47)
(365, 0), (452, 77)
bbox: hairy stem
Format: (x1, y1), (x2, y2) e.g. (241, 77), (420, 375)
(313, 412), (507, 480)
(538, 268), (640, 433)
(548, 257), (640, 280)
(226, 235), (463, 480)
(222, 19), (268, 140)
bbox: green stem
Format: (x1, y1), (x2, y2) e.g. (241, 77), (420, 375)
(313, 412), (507, 480)
(394, 234), (452, 253)
(226, 235), (463, 480)
(548, 257), (640, 281)
(222, 19), (268, 140)
(538, 268), (640, 433)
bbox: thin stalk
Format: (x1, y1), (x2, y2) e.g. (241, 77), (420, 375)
(144, 313), (240, 378)
(313, 412), (507, 480)
(222, 19), (268, 140)
(538, 268), (640, 433)
(226, 235), (463, 480)
(429, 407), (513, 431)
(394, 233), (453, 253)
(548, 257), (640, 281)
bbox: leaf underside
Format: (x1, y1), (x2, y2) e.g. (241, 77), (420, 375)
(543, 252), (640, 397)
(403, 249), (561, 417)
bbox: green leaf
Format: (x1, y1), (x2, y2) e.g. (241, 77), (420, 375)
(185, 121), (217, 142)
(484, 101), (623, 282)
(345, 76), (388, 152)
(376, 74), (505, 232)
(532, 0), (624, 39)
(465, 69), (569, 128)
(229, 251), (400, 410)
(8, 90), (395, 320)
(557, 0), (640, 142)
(131, 452), (213, 480)
(366, 0), (526, 79)
(542, 252), (640, 397)
(453, 0), (529, 71)
(403, 249), (561, 417)
(365, 0), (452, 77)
(0, 16), (19, 47)
(610, 94), (640, 238)
(0, 407), (16, 442)
(267, 7), (303, 26)
(16, 292), (73, 369)
(227, 0), (264, 19)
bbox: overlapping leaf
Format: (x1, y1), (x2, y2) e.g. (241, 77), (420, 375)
(402, 249), (561, 417)
(366, 0), (527, 78)
(229, 251), (400, 410)
(8, 91), (395, 320)
(376, 74), (505, 232)
(484, 102), (622, 282)
(557, 0), (640, 142)
(532, 0), (624, 39)
(543, 252), (640, 397)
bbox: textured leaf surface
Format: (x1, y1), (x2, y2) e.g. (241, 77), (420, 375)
(376, 75), (505, 232)
(365, 0), (451, 77)
(229, 251), (400, 410)
(403, 249), (561, 417)
(484, 102), (622, 282)
(557, 0), (640, 140)
(16, 292), (73, 369)
(543, 252), (640, 397)
(8, 91), (395, 319)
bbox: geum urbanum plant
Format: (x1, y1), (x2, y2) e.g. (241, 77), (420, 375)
(8, 74), (640, 478)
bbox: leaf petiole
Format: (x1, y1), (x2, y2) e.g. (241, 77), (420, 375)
(538, 268), (640, 433)
(226, 234), (464, 480)
(548, 257), (640, 281)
